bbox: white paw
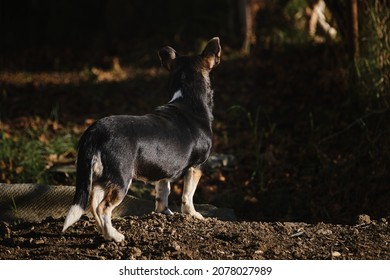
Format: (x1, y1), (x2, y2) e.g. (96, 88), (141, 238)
(182, 206), (204, 219)
(104, 229), (125, 242)
(112, 232), (125, 243)
(190, 211), (204, 219)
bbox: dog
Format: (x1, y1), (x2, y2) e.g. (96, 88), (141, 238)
(62, 37), (221, 242)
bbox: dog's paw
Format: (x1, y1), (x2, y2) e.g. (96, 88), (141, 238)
(109, 232), (125, 243)
(182, 205), (204, 219)
(154, 207), (174, 215)
(104, 229), (125, 242)
(162, 208), (174, 215)
(191, 211), (204, 219)
(183, 209), (204, 219)
(112, 232), (125, 243)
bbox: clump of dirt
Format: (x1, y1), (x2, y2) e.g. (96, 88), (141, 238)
(0, 213), (389, 260)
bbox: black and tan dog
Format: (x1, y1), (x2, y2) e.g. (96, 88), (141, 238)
(63, 37), (221, 242)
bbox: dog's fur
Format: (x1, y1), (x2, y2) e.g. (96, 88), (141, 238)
(62, 38), (221, 242)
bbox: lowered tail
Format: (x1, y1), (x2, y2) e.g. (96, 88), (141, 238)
(63, 136), (98, 232)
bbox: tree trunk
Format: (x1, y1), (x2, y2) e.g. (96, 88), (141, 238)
(351, 0), (359, 59)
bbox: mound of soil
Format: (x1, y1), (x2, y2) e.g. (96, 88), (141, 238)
(0, 213), (389, 260)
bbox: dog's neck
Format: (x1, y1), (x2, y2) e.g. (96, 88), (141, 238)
(168, 71), (214, 123)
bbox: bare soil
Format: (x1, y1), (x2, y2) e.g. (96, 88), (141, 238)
(0, 213), (389, 260)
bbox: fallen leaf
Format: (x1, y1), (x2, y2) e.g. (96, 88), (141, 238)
(2, 132), (12, 139)
(48, 154), (58, 162)
(15, 166), (24, 174)
(85, 118), (95, 125)
(38, 134), (49, 145)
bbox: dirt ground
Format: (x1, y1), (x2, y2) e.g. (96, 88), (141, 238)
(0, 213), (389, 260)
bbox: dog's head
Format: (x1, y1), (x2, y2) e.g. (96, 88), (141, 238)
(158, 38), (221, 102)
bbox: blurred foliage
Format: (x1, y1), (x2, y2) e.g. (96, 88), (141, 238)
(325, 0), (389, 107)
(0, 118), (79, 185)
(356, 0), (389, 107)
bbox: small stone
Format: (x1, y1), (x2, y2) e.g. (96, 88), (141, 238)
(156, 227), (164, 233)
(172, 241), (181, 251)
(357, 214), (371, 225)
(332, 251), (341, 257)
(317, 228), (332, 235)
(130, 247), (142, 257)
(0, 222), (11, 239)
(34, 239), (45, 245)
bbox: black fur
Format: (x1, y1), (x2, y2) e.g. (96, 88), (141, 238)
(63, 37), (221, 241)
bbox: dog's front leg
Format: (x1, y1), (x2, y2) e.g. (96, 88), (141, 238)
(182, 167), (204, 219)
(155, 180), (173, 215)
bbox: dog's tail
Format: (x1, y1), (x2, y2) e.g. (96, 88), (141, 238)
(63, 135), (98, 232)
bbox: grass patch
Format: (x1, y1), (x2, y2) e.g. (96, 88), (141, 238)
(0, 119), (79, 184)
(356, 0), (389, 107)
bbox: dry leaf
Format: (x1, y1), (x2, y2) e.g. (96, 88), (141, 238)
(15, 166), (24, 174)
(85, 118), (95, 125)
(48, 154), (58, 162)
(38, 134), (49, 144)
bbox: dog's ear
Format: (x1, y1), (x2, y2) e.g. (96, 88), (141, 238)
(158, 46), (177, 71)
(201, 37), (221, 70)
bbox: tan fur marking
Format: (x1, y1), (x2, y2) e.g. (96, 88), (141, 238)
(181, 167), (203, 219)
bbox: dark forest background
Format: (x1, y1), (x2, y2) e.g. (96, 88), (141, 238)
(0, 0), (389, 224)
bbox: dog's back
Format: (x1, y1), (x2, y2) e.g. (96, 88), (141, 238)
(63, 37), (221, 242)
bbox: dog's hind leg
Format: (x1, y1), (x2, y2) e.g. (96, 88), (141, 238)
(155, 180), (173, 215)
(90, 184), (105, 234)
(182, 167), (204, 219)
(97, 182), (129, 242)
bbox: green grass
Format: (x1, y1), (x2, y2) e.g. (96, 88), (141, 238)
(227, 105), (276, 192)
(356, 0), (389, 107)
(0, 125), (78, 184)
